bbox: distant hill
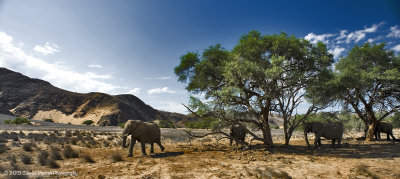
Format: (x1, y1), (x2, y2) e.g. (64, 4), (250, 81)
(0, 68), (195, 126)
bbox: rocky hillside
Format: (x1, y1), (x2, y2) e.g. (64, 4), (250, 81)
(0, 68), (194, 126)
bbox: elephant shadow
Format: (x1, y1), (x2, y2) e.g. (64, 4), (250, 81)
(149, 152), (184, 158)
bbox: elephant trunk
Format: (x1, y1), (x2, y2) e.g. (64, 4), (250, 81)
(122, 135), (128, 148)
(304, 131), (310, 147)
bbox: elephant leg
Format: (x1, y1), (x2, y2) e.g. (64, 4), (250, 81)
(390, 132), (396, 141)
(157, 141), (165, 152)
(229, 138), (233, 146)
(128, 138), (136, 157)
(150, 143), (154, 154)
(337, 138), (342, 148)
(140, 141), (147, 156)
(314, 134), (321, 148)
(386, 133), (390, 140)
(331, 139), (335, 148)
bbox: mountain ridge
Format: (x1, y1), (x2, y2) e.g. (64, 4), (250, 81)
(0, 67), (194, 126)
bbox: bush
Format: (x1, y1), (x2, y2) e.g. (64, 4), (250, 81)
(44, 118), (54, 122)
(81, 155), (95, 163)
(21, 155), (32, 164)
(38, 151), (49, 166)
(63, 145), (79, 158)
(82, 120), (94, 125)
(159, 119), (176, 128)
(110, 153), (122, 162)
(0, 143), (7, 154)
(119, 123), (125, 128)
(11, 117), (31, 125)
(4, 119), (11, 124)
(8, 154), (17, 164)
(22, 143), (33, 152)
(50, 146), (63, 160)
(47, 159), (60, 168)
(184, 117), (219, 129)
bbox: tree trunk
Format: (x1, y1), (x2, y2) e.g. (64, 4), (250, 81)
(365, 108), (377, 141)
(262, 125), (274, 147)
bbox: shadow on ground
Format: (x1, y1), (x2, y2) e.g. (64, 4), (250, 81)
(150, 152), (184, 158)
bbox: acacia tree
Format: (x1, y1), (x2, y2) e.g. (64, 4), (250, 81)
(333, 43), (400, 140)
(175, 31), (333, 147)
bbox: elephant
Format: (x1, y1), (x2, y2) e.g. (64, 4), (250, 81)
(230, 124), (246, 146)
(122, 120), (165, 157)
(375, 121), (396, 141)
(303, 122), (344, 148)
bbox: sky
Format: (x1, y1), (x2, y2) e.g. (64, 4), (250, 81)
(0, 0), (400, 114)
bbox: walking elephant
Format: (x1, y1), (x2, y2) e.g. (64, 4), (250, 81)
(303, 122), (344, 148)
(375, 121), (396, 141)
(122, 120), (165, 157)
(230, 124), (246, 146)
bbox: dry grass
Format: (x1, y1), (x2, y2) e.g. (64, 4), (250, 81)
(110, 152), (123, 162)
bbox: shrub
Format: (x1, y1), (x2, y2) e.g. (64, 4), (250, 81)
(22, 143), (33, 152)
(0, 143), (7, 154)
(8, 154), (17, 164)
(4, 119), (11, 124)
(82, 120), (94, 125)
(81, 155), (95, 163)
(0, 137), (7, 143)
(102, 141), (110, 148)
(184, 117), (219, 129)
(159, 119), (176, 128)
(47, 159), (60, 168)
(63, 145), (79, 158)
(38, 151), (49, 166)
(110, 153), (122, 162)
(11, 117), (31, 125)
(119, 123), (125, 128)
(50, 146), (63, 160)
(0, 164), (5, 173)
(21, 155), (32, 164)
(44, 118), (54, 122)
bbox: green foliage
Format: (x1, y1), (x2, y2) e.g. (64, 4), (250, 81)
(44, 118), (54, 122)
(158, 119), (175, 128)
(184, 117), (219, 129)
(5, 117), (31, 125)
(82, 120), (94, 125)
(388, 112), (400, 128)
(119, 123), (125, 128)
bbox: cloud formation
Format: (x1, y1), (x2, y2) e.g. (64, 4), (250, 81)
(336, 23), (382, 43)
(328, 46), (346, 59)
(392, 44), (400, 52)
(148, 87), (176, 95)
(127, 88), (141, 95)
(33, 42), (60, 55)
(88, 64), (103, 68)
(304, 33), (335, 44)
(387, 25), (400, 38)
(0, 31), (121, 94)
(145, 76), (172, 80)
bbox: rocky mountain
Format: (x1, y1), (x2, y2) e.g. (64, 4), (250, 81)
(0, 68), (195, 126)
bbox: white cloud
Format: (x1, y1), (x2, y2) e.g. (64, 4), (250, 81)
(152, 101), (188, 114)
(0, 31), (122, 94)
(336, 23), (382, 44)
(304, 33), (335, 44)
(367, 38), (374, 43)
(387, 25), (400, 38)
(148, 87), (176, 95)
(88, 64), (103, 69)
(127, 88), (141, 95)
(33, 42), (60, 55)
(392, 44), (400, 52)
(145, 76), (172, 80)
(329, 46), (346, 59)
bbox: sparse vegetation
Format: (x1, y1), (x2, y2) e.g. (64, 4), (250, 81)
(119, 123), (125, 128)
(159, 119), (176, 128)
(184, 117), (219, 129)
(44, 118), (54, 122)
(111, 153), (122, 162)
(81, 155), (95, 163)
(6, 117), (32, 125)
(22, 143), (33, 151)
(63, 145), (79, 158)
(21, 154), (32, 164)
(82, 120), (94, 125)
(47, 159), (60, 168)
(0, 143), (7, 154)
(4, 119), (12, 124)
(50, 146), (63, 160)
(38, 151), (49, 166)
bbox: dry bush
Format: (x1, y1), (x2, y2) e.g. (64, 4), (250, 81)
(111, 153), (123, 162)
(70, 137), (78, 145)
(63, 145), (79, 158)
(38, 151), (49, 166)
(18, 131), (26, 138)
(22, 143), (33, 152)
(106, 136), (114, 141)
(0, 137), (7, 143)
(102, 141), (110, 147)
(8, 154), (17, 164)
(98, 175), (106, 179)
(355, 164), (378, 179)
(50, 146), (63, 160)
(0, 164), (5, 173)
(21, 155), (32, 164)
(47, 159), (60, 169)
(245, 167), (292, 179)
(0, 143), (7, 154)
(65, 131), (72, 137)
(81, 155), (95, 163)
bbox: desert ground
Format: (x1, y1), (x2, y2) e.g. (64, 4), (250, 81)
(0, 114), (400, 179)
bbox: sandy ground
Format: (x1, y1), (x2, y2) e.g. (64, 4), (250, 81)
(0, 126), (400, 179)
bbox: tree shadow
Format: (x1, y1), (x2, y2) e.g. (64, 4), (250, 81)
(271, 141), (400, 159)
(149, 152), (184, 158)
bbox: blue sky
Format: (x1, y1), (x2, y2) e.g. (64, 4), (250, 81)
(0, 0), (400, 114)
